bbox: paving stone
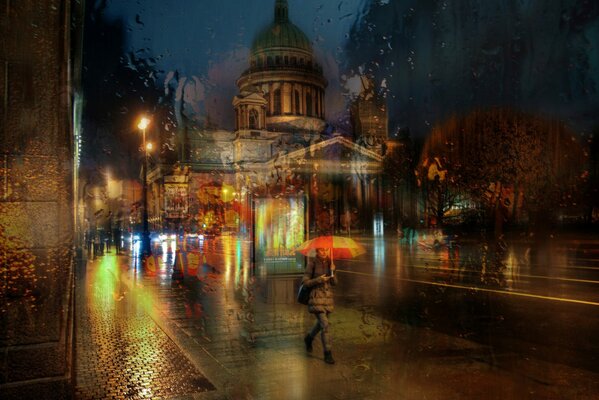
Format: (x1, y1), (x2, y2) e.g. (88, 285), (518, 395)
(74, 256), (215, 399)
(74, 237), (599, 400)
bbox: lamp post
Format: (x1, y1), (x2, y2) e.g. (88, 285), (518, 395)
(138, 116), (152, 257)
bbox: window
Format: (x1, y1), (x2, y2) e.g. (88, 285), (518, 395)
(276, 55), (281, 64)
(273, 89), (281, 115)
(306, 92), (312, 116)
(284, 56), (289, 64)
(267, 56), (273, 65)
(249, 109), (259, 129)
(295, 91), (300, 114)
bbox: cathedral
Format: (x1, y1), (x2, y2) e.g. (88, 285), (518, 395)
(147, 0), (396, 258)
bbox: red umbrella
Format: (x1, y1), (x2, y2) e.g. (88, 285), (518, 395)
(296, 235), (366, 259)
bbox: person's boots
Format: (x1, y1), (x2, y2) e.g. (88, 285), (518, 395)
(324, 350), (335, 364)
(304, 334), (313, 352)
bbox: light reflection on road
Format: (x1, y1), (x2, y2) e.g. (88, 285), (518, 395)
(373, 237), (386, 277)
(126, 233), (599, 308)
(94, 231), (599, 397)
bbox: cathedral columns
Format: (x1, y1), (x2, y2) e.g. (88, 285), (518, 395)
(269, 85), (274, 115)
(245, 81), (327, 121)
(283, 82), (291, 114)
(291, 84), (296, 115)
(316, 90), (320, 118)
(301, 85), (307, 117)
(233, 92), (268, 131)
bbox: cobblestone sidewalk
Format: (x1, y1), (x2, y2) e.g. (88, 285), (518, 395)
(75, 240), (599, 399)
(74, 254), (215, 399)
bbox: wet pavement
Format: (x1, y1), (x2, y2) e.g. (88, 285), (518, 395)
(74, 254), (214, 399)
(74, 232), (599, 399)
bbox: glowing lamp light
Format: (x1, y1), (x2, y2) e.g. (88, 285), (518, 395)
(137, 114), (152, 257)
(137, 117), (150, 130)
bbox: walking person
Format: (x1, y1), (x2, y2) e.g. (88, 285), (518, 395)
(99, 232), (105, 256)
(93, 233), (100, 260)
(113, 226), (121, 254)
(302, 247), (337, 364)
(85, 230), (93, 256)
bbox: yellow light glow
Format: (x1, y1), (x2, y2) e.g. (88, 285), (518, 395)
(137, 116), (150, 130)
(146, 142), (153, 151)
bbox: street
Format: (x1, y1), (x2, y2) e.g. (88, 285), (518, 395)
(338, 233), (599, 374)
(74, 231), (599, 399)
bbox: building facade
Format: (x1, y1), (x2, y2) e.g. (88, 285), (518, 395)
(0, 1), (83, 397)
(149, 0), (399, 239)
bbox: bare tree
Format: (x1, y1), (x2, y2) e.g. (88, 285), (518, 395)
(421, 108), (587, 234)
(383, 133), (418, 228)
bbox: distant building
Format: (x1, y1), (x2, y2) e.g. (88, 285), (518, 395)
(148, 0), (407, 238)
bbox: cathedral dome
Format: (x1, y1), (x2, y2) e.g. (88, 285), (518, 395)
(250, 0), (312, 59)
(237, 0), (327, 128)
(251, 21), (312, 55)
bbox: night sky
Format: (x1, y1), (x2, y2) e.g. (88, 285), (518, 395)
(82, 0), (599, 178)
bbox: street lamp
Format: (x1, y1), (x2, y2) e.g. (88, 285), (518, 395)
(137, 116), (152, 257)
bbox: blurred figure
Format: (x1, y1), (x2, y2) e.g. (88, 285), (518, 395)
(99, 232), (105, 256)
(302, 248), (337, 364)
(85, 230), (93, 256)
(93, 234), (100, 259)
(113, 225), (122, 254)
(113, 256), (130, 301)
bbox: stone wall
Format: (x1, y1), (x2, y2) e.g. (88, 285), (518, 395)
(0, 0), (79, 397)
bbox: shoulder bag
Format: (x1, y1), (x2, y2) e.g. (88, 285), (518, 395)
(297, 262), (315, 305)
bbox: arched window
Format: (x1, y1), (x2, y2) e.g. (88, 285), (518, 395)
(295, 91), (300, 114)
(273, 89), (281, 115)
(249, 109), (259, 129)
(267, 56), (273, 66)
(315, 92), (319, 117)
(306, 92), (312, 116)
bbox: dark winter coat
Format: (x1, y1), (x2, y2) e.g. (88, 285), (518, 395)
(302, 256), (337, 313)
